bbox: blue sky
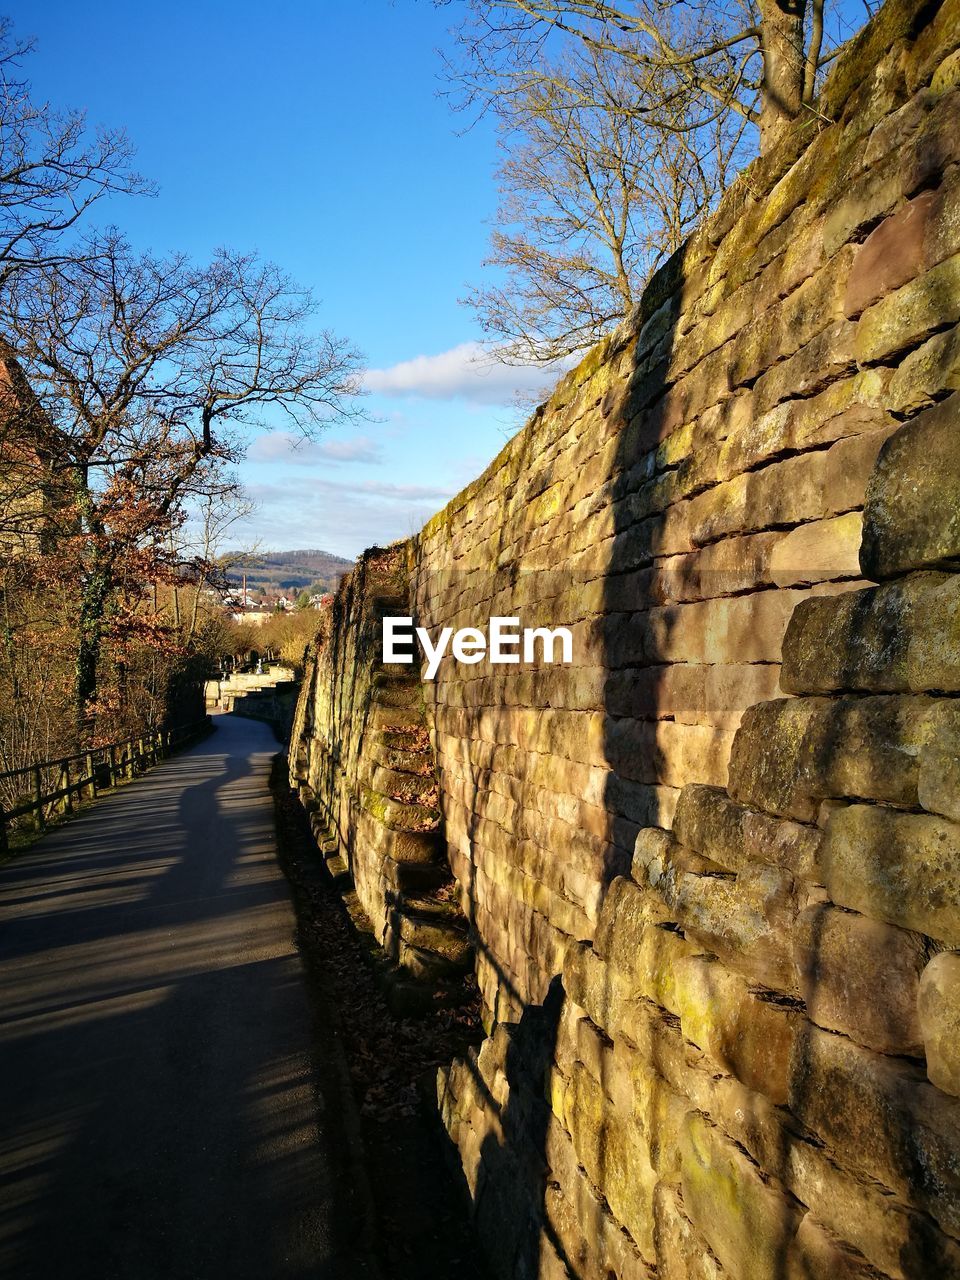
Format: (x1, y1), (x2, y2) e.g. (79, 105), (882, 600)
(9, 1), (874, 561)
(9, 0), (565, 557)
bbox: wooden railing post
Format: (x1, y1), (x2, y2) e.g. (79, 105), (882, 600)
(33, 764), (45, 831)
(0, 718), (207, 848)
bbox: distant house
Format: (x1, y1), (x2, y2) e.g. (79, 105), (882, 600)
(225, 591), (257, 609)
(231, 610), (273, 627)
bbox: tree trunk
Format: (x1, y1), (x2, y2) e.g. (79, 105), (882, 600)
(758, 0), (808, 152)
(76, 560), (111, 732)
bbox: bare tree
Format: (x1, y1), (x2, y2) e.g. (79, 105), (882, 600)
(443, 0), (859, 155)
(0, 19), (149, 286)
(464, 41), (749, 363)
(172, 488), (258, 650)
(2, 231), (365, 728)
(445, 0), (877, 362)
(0, 16), (150, 552)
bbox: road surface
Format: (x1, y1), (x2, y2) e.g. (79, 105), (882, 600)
(0, 714), (365, 1279)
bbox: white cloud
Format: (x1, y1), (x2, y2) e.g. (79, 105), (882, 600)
(234, 474), (455, 559)
(248, 432), (383, 465)
(364, 341), (572, 406)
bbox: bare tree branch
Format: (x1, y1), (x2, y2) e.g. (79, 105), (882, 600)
(0, 18), (151, 289)
(0, 232), (365, 722)
(440, 0), (867, 154)
(461, 42), (747, 363)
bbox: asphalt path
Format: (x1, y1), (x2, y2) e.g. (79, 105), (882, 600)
(0, 714), (363, 1279)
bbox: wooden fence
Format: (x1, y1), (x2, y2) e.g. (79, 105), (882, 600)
(0, 718), (211, 852)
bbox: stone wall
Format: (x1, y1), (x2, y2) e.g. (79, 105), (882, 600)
(290, 547), (471, 985)
(291, 0), (960, 1273)
(207, 668), (298, 739)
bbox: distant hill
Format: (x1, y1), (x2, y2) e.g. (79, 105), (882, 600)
(226, 549), (353, 596)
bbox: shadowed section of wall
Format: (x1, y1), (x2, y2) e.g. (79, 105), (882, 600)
(291, 0), (960, 1273)
(289, 546), (471, 987)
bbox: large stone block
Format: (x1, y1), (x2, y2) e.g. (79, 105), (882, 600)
(888, 321), (960, 413)
(795, 903), (928, 1053)
(673, 783), (823, 881)
(652, 1183), (724, 1280)
(354, 806), (442, 864)
(592, 876), (696, 1006)
(906, 572), (960, 691)
(789, 1023), (960, 1238)
(788, 1215), (898, 1280)
(862, 80), (932, 167)
(673, 1024), (960, 1277)
(781, 571), (951, 693)
(861, 392), (960, 578)
(730, 694), (959, 820)
(822, 803), (960, 946)
(844, 189), (938, 316)
(767, 512), (864, 586)
(359, 784), (439, 833)
(855, 252), (960, 366)
(919, 743), (960, 821)
(680, 1111), (801, 1280)
(728, 698), (834, 822)
(367, 701), (424, 730)
(561, 1059), (659, 1260)
(919, 951), (960, 1096)
(634, 830), (801, 992)
(672, 956), (805, 1103)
